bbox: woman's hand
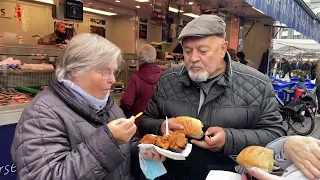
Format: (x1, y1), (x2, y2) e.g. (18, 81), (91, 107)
(140, 148), (166, 162)
(107, 117), (137, 145)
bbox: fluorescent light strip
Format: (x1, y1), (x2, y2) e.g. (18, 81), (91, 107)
(169, 7), (184, 13)
(34, 0), (54, 4)
(252, 7), (265, 14)
(135, 0), (150, 2)
(33, 0), (116, 16)
(183, 13), (199, 18)
(83, 7), (117, 16)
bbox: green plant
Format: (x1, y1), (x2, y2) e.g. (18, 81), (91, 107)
(291, 70), (308, 78)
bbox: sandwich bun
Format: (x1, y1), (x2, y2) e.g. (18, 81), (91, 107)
(236, 146), (277, 173)
(173, 116), (204, 139)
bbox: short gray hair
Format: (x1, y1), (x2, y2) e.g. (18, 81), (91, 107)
(137, 44), (157, 63)
(55, 33), (122, 80)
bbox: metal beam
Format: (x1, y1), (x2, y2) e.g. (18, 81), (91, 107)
(295, 0), (320, 21)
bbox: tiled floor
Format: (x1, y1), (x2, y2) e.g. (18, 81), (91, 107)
(284, 116), (320, 139)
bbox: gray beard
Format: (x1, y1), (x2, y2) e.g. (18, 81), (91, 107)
(188, 70), (210, 82)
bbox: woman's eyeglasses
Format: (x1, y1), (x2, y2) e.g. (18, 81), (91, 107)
(96, 69), (121, 78)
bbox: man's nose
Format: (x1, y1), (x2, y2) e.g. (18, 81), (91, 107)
(190, 51), (200, 62)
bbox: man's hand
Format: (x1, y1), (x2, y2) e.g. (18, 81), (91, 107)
(241, 167), (284, 180)
(284, 136), (320, 179)
(140, 148), (166, 162)
(160, 118), (184, 135)
(190, 127), (226, 152)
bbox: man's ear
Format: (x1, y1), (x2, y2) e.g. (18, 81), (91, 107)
(221, 41), (229, 59)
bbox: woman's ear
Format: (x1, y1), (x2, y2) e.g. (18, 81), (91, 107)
(71, 70), (80, 79)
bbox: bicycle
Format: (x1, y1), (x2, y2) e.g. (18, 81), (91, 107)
(276, 90), (316, 136)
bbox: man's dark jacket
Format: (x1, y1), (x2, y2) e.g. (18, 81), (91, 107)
(139, 58), (286, 180)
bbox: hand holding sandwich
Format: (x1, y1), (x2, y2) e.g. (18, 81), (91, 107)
(160, 118), (184, 135)
(191, 127), (226, 152)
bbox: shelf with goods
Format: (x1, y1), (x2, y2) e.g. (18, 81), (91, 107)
(0, 44), (60, 121)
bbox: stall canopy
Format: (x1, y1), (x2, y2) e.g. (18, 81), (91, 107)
(273, 39), (320, 53)
(245, 0), (320, 43)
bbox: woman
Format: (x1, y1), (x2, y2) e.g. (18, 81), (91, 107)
(11, 34), (160, 180)
(120, 44), (162, 136)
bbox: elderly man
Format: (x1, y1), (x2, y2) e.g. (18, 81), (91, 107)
(120, 44), (162, 135)
(139, 15), (286, 179)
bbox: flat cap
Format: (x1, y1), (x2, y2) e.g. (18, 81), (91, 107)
(178, 14), (226, 41)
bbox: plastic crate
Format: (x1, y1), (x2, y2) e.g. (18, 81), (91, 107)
(277, 91), (286, 102)
(305, 83), (315, 90)
(290, 77), (311, 83)
(0, 70), (54, 88)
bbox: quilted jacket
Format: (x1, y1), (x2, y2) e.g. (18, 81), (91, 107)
(11, 78), (140, 180)
(139, 59), (286, 180)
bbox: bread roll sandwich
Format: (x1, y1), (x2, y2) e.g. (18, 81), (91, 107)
(236, 146), (279, 173)
(173, 116), (204, 139)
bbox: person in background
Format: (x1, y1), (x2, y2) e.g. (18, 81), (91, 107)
(120, 44), (163, 136)
(290, 77), (307, 101)
(291, 59), (298, 70)
(139, 15), (285, 180)
(11, 34), (160, 180)
(227, 48), (238, 62)
(281, 58), (292, 78)
(236, 51), (248, 65)
(240, 136), (320, 180)
(38, 22), (67, 45)
(310, 61), (318, 80)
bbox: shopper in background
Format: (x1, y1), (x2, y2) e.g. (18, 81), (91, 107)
(11, 33), (160, 180)
(38, 21), (67, 45)
(120, 44), (162, 137)
(281, 58), (292, 78)
(236, 51), (248, 65)
(139, 15), (285, 180)
(227, 48), (238, 62)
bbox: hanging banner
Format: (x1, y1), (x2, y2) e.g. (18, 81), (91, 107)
(150, 0), (169, 26)
(139, 18), (148, 40)
(90, 18), (106, 38)
(245, 0), (320, 43)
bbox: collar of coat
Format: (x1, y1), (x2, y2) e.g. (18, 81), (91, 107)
(177, 53), (233, 88)
(50, 76), (115, 125)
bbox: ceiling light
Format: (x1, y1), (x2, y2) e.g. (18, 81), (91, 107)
(169, 7), (184, 13)
(83, 7), (117, 16)
(135, 5), (140, 8)
(188, 2), (193, 5)
(33, 1), (116, 16)
(183, 13), (200, 18)
(252, 7), (264, 14)
(135, 0), (150, 2)
(115, 0), (121, 2)
(34, 0), (53, 4)
(88, 2), (93, 5)
(109, 8), (114, 10)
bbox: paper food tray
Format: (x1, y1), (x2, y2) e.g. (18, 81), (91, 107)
(229, 155), (286, 176)
(138, 143), (192, 160)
